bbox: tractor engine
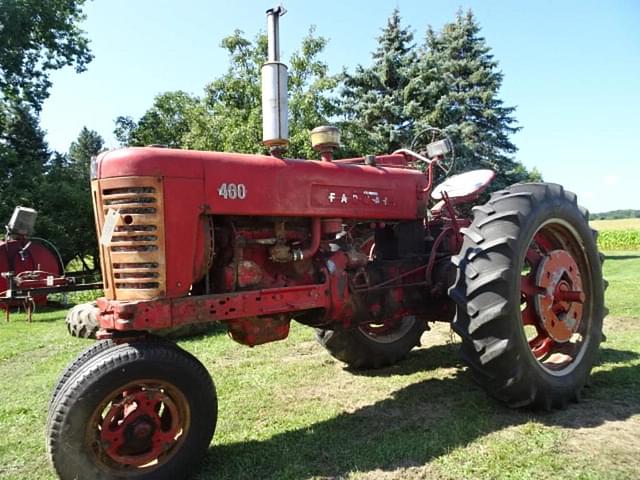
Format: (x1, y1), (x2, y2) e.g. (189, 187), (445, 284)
(91, 146), (460, 346)
(89, 6), (465, 347)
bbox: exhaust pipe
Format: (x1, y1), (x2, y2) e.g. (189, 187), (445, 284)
(262, 6), (289, 151)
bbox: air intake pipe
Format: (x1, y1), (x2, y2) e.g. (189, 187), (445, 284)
(262, 6), (289, 151)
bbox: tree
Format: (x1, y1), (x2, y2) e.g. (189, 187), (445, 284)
(407, 10), (536, 188)
(114, 28), (338, 159)
(69, 126), (103, 178)
(38, 127), (104, 268)
(0, 0), (93, 111)
(0, 101), (49, 226)
(0, 0), (95, 266)
(340, 9), (416, 154)
(114, 91), (199, 148)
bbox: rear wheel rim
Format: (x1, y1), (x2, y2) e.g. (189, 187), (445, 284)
(520, 219), (593, 376)
(358, 315), (417, 344)
(87, 379), (190, 472)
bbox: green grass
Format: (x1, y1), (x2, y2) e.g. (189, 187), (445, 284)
(1, 252), (639, 479)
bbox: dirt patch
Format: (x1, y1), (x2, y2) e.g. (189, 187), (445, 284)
(563, 413), (640, 474)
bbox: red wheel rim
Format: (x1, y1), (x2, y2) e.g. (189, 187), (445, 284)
(520, 220), (592, 373)
(358, 316), (417, 343)
(87, 380), (190, 471)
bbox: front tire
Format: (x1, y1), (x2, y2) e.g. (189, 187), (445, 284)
(47, 341), (217, 480)
(48, 339), (115, 410)
(449, 183), (604, 409)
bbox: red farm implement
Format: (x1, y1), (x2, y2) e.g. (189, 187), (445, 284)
(1, 207), (101, 322)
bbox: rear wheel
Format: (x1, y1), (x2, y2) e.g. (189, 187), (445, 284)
(449, 183), (605, 409)
(316, 315), (424, 369)
(47, 341), (217, 480)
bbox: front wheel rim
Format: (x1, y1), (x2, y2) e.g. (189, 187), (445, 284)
(87, 379), (190, 472)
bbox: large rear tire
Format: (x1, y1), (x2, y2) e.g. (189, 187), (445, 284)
(65, 302), (99, 339)
(449, 183), (605, 409)
(47, 341), (217, 480)
(316, 315), (425, 369)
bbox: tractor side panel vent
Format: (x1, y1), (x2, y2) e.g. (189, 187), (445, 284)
(96, 178), (166, 300)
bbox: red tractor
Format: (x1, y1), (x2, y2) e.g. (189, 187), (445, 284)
(46, 7), (605, 480)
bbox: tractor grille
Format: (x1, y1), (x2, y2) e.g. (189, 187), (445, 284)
(93, 177), (166, 300)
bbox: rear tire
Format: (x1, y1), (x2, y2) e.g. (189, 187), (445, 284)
(316, 315), (424, 369)
(65, 302), (99, 339)
(449, 183), (605, 409)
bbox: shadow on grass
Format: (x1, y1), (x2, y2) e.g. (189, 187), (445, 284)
(198, 345), (640, 480)
(604, 254), (640, 260)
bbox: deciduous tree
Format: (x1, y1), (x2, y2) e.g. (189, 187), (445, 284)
(0, 0), (93, 110)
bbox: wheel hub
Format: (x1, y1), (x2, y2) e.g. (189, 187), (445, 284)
(534, 250), (584, 343)
(98, 387), (182, 467)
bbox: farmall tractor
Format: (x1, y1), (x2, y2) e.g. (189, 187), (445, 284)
(46, 7), (605, 480)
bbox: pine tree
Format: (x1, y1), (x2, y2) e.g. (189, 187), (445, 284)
(340, 9), (416, 154)
(69, 126), (104, 179)
(0, 101), (49, 225)
(37, 127), (104, 267)
(408, 10), (535, 188)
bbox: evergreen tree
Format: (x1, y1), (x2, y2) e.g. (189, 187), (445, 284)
(38, 127), (104, 268)
(340, 9), (416, 154)
(0, 101), (48, 226)
(69, 126), (104, 178)
(407, 10), (536, 188)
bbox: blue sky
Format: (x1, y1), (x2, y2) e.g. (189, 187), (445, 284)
(40, 0), (639, 213)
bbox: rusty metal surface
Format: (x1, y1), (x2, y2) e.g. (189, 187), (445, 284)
(93, 176), (167, 301)
(96, 148), (429, 220)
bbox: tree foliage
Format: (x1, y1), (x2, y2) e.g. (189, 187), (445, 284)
(38, 127), (103, 268)
(0, 0), (95, 266)
(0, 102), (49, 225)
(340, 9), (539, 186)
(409, 10), (536, 187)
(341, 9), (416, 154)
(0, 0), (93, 110)
(115, 11), (539, 187)
(115, 28), (339, 159)
(114, 91), (199, 148)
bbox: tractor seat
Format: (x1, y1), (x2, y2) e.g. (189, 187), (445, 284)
(430, 169), (495, 214)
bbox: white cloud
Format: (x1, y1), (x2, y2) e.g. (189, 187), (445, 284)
(604, 175), (619, 186)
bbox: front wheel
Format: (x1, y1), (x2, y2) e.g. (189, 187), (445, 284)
(316, 315), (425, 369)
(449, 183), (605, 409)
(47, 341), (217, 480)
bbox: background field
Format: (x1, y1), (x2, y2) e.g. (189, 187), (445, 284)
(591, 218), (640, 251)
(1, 251), (639, 480)
(590, 218), (640, 231)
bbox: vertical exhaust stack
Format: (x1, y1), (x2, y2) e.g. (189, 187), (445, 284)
(262, 6), (289, 151)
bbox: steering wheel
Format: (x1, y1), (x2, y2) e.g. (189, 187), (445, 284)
(410, 127), (456, 176)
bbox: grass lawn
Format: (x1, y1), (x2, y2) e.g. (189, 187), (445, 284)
(1, 252), (639, 479)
